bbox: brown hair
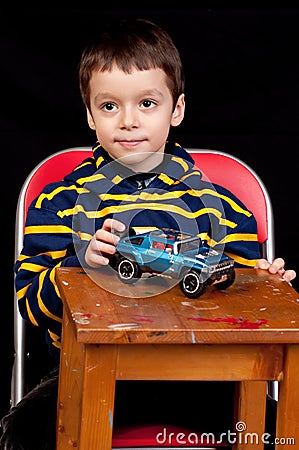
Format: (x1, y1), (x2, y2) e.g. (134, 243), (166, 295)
(78, 18), (185, 111)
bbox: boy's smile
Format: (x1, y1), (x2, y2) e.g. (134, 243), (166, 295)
(87, 66), (185, 172)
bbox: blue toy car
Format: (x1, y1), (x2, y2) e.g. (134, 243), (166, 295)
(112, 227), (235, 298)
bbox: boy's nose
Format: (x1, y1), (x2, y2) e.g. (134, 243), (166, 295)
(120, 107), (139, 129)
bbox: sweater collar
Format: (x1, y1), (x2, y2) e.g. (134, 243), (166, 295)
(92, 141), (194, 176)
(78, 141), (198, 193)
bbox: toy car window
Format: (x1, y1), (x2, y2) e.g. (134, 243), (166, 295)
(129, 237), (144, 246)
(152, 241), (165, 250)
(177, 238), (201, 253)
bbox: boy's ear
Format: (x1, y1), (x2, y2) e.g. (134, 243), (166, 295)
(87, 109), (96, 130)
(171, 93), (185, 127)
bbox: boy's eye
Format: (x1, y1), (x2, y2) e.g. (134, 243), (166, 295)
(141, 100), (156, 109)
(102, 103), (116, 111)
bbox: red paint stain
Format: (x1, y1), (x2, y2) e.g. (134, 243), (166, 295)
(187, 317), (267, 329)
(75, 312), (92, 319)
(130, 314), (154, 323)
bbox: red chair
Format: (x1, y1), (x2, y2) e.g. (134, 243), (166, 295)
(11, 147), (275, 449)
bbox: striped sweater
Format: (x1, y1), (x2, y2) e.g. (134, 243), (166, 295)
(14, 141), (260, 360)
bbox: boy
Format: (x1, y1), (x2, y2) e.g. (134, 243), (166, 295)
(1, 17), (295, 449)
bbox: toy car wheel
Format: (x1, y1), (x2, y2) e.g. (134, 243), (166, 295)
(215, 269), (236, 290)
(117, 257), (141, 284)
(180, 270), (207, 298)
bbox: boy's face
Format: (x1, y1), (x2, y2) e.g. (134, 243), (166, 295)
(87, 65), (185, 172)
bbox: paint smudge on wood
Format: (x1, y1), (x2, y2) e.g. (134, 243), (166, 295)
(130, 314), (154, 322)
(107, 323), (139, 329)
(188, 316), (268, 329)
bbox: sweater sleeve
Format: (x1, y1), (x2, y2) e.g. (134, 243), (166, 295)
(220, 213), (262, 268)
(208, 189), (262, 268)
(14, 202), (88, 355)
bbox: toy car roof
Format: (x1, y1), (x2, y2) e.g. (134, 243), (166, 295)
(145, 228), (197, 243)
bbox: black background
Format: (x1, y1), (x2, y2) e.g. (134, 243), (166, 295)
(1, 7), (298, 418)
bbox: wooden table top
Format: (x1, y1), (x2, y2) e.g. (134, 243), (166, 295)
(55, 267), (299, 345)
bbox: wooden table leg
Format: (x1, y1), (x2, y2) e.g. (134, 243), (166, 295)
(233, 380), (267, 450)
(276, 344), (299, 449)
(57, 312), (85, 448)
(79, 344), (118, 449)
(57, 311), (118, 449)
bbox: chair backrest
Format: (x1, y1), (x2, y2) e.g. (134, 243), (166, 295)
(11, 147), (275, 408)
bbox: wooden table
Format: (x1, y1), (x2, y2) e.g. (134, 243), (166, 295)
(55, 267), (299, 449)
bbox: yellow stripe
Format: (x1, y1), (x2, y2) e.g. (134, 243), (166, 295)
(76, 173), (106, 185)
(74, 160), (93, 171)
(95, 154), (104, 169)
(57, 202), (237, 227)
(19, 262), (48, 272)
(198, 231), (209, 241)
(25, 224), (74, 234)
(107, 203), (237, 228)
(17, 254), (27, 262)
(181, 171), (202, 181)
(16, 285), (29, 300)
(50, 264), (62, 298)
(97, 188), (251, 217)
(48, 329), (60, 342)
(59, 202), (237, 228)
(205, 232), (258, 248)
(18, 250), (68, 265)
(224, 233), (258, 243)
(25, 298), (39, 326)
(43, 249), (67, 259)
(48, 328), (62, 349)
(77, 231), (93, 241)
(57, 204), (96, 218)
(157, 173), (173, 185)
(47, 249), (68, 259)
(18, 264), (65, 324)
(226, 252), (258, 267)
(34, 186), (249, 222)
(37, 271), (62, 323)
(112, 175), (123, 184)
(93, 142), (101, 151)
(99, 192), (140, 201)
(133, 226), (158, 233)
(35, 185), (87, 208)
(172, 156), (189, 171)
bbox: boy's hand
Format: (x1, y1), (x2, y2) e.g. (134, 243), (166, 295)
(255, 258), (296, 285)
(85, 218), (126, 268)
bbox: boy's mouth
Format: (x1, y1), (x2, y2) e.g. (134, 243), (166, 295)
(117, 139), (145, 149)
